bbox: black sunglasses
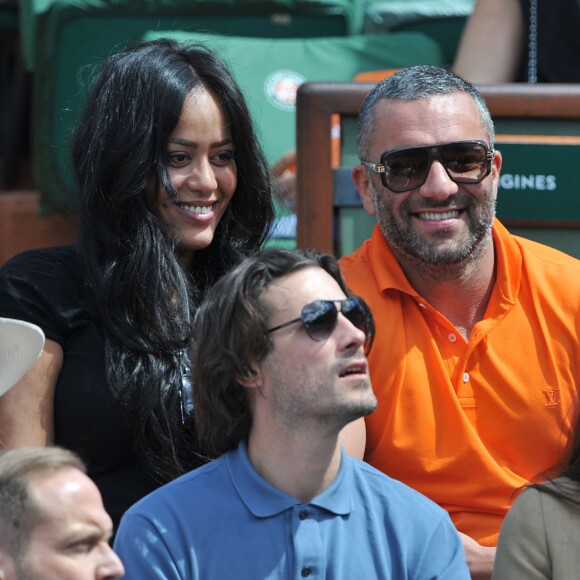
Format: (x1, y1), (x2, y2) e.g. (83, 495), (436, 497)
(267, 297), (370, 342)
(361, 140), (494, 193)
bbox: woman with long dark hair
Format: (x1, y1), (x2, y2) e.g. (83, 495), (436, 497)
(493, 402), (580, 578)
(0, 39), (274, 527)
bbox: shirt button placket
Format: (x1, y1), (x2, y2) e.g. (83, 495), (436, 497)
(292, 505), (322, 579)
(299, 508), (311, 577)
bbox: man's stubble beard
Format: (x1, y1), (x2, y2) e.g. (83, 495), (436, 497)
(370, 179), (496, 273)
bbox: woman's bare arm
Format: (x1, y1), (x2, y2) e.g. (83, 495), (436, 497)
(453, 0), (525, 83)
(0, 339), (63, 447)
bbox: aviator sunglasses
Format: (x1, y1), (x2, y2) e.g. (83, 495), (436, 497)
(361, 140), (495, 193)
(268, 297), (371, 342)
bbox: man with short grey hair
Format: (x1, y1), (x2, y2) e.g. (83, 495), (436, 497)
(0, 446), (124, 580)
(341, 64), (580, 579)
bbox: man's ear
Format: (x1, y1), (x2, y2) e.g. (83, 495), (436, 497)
(489, 148), (502, 203)
(236, 363), (262, 389)
(492, 147), (502, 177)
(352, 164), (377, 216)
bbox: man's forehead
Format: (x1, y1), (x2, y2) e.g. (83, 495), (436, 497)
(263, 268), (343, 311)
(263, 269), (314, 308)
(369, 93), (485, 152)
(26, 466), (95, 517)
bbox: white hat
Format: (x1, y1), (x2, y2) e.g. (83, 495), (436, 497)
(0, 318), (45, 397)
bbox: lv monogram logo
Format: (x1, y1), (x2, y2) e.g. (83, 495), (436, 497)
(543, 390), (560, 406)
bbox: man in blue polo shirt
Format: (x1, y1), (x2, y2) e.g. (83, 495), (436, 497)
(114, 248), (469, 579)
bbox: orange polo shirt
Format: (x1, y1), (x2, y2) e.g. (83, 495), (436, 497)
(340, 220), (580, 546)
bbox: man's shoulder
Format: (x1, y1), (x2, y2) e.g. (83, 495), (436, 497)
(514, 234), (580, 265)
(339, 237), (382, 295)
(512, 235), (580, 293)
(348, 456), (447, 518)
(339, 240), (372, 271)
(124, 456), (228, 519)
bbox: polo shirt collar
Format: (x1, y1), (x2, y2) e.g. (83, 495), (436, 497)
(489, 219), (521, 307)
(368, 220), (521, 307)
(367, 224), (420, 297)
(227, 441), (354, 518)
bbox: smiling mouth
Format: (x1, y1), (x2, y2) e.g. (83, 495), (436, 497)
(177, 203), (215, 215)
(417, 210), (460, 221)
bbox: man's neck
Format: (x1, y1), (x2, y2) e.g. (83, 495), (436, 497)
(246, 424), (343, 504)
(396, 242), (496, 340)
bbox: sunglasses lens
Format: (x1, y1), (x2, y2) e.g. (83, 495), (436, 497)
(440, 142), (488, 182)
(380, 141), (490, 192)
(301, 298), (369, 341)
(342, 298), (368, 336)
(302, 301), (338, 341)
(382, 148), (430, 192)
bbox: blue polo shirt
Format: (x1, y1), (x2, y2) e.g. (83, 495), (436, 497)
(114, 442), (469, 579)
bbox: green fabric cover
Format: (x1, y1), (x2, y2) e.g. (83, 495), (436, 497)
(364, 0), (475, 28)
(20, 0), (366, 72)
(363, 0), (476, 64)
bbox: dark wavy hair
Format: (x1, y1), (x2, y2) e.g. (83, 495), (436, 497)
(71, 39), (274, 481)
(192, 248), (374, 457)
